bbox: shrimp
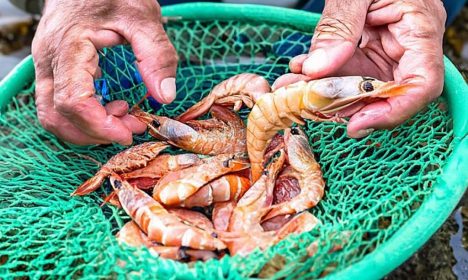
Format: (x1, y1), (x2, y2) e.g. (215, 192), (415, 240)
(247, 76), (412, 181)
(228, 151), (286, 233)
(153, 153), (250, 206)
(110, 175), (226, 251)
(122, 153), (201, 180)
(167, 208), (215, 234)
(72, 142), (169, 196)
(100, 154), (201, 208)
(177, 73), (271, 122)
(212, 201), (236, 232)
(133, 105), (246, 155)
(262, 127), (324, 221)
(117, 221), (217, 261)
(219, 211), (319, 256)
(182, 175), (251, 208)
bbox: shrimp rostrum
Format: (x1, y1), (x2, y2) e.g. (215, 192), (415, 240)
(247, 76), (413, 181)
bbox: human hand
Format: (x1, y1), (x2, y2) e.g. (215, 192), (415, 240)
(32, 0), (178, 145)
(274, 0), (446, 138)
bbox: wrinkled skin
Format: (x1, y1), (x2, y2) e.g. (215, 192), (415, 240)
(274, 0), (446, 138)
(32, 0), (177, 145)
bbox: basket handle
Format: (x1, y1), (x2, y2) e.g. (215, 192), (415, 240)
(0, 55), (35, 111)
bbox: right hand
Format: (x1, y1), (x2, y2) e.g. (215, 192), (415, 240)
(32, 0), (178, 145)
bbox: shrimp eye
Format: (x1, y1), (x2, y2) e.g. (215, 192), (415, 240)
(223, 159), (230, 168)
(211, 232), (218, 238)
(362, 81), (374, 92)
(179, 246), (190, 261)
(290, 127), (300, 135)
(113, 180), (122, 189)
(151, 120), (160, 128)
(262, 170), (269, 176)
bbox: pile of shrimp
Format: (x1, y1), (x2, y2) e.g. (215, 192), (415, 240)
(72, 73), (409, 262)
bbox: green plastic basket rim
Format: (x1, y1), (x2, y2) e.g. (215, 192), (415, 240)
(0, 3), (467, 279)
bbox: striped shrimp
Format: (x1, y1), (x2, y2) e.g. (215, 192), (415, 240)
(109, 175), (226, 251)
(153, 153), (250, 206)
(116, 221), (217, 261)
(247, 76), (412, 181)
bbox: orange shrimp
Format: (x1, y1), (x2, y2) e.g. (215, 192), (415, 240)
(109, 175), (226, 251)
(182, 175), (251, 208)
(219, 211), (319, 256)
(121, 153), (201, 180)
(72, 142), (169, 196)
(247, 76), (412, 181)
(133, 105), (246, 155)
(117, 221), (217, 261)
(153, 154), (250, 206)
(212, 201), (236, 232)
(167, 208), (215, 234)
(101, 154), (201, 208)
(228, 151), (286, 233)
(177, 73), (271, 122)
(262, 127), (324, 221)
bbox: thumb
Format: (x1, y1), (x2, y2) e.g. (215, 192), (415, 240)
(302, 0), (372, 78)
(117, 19), (178, 104)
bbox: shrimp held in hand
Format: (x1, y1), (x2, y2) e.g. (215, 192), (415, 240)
(247, 76), (412, 181)
(110, 175), (226, 251)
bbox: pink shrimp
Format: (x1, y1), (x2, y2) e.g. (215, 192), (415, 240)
(109, 175), (226, 251)
(153, 153), (250, 206)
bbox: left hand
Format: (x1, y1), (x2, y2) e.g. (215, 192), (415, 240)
(274, 0), (447, 138)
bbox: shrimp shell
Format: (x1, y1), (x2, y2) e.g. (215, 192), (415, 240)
(153, 153), (250, 206)
(72, 142), (169, 196)
(110, 175), (226, 251)
(177, 73), (271, 122)
(247, 77), (411, 181)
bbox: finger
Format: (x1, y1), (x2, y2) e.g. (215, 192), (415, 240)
(272, 73), (311, 90)
(89, 29), (126, 50)
(119, 114), (148, 135)
(289, 54), (308, 73)
(115, 12), (178, 104)
(347, 0), (446, 138)
(105, 100), (129, 117)
(34, 72), (110, 145)
(302, 0), (372, 78)
(53, 39), (134, 145)
(346, 90), (426, 138)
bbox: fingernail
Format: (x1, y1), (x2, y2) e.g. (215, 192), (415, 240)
(355, 128), (375, 138)
(302, 48), (327, 76)
(160, 77), (176, 104)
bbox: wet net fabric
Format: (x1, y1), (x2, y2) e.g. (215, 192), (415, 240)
(0, 20), (454, 279)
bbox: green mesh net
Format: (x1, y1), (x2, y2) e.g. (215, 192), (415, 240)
(0, 18), (454, 279)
